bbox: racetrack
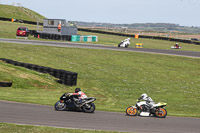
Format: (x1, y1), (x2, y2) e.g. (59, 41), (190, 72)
(0, 100), (200, 133)
(0, 39), (200, 132)
(0, 38), (200, 58)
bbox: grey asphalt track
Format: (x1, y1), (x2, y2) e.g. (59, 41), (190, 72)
(0, 100), (200, 133)
(0, 38), (200, 58)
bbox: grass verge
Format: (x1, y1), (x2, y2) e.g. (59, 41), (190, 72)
(0, 123), (130, 133)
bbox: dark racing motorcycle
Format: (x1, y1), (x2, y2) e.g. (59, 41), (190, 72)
(54, 93), (96, 113)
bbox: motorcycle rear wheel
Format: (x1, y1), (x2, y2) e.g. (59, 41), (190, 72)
(126, 106), (138, 116)
(155, 108), (167, 118)
(55, 101), (66, 111)
(82, 103), (95, 113)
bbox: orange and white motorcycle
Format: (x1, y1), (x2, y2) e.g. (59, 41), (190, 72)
(126, 99), (167, 118)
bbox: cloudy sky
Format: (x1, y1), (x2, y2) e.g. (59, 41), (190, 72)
(1, 0), (200, 26)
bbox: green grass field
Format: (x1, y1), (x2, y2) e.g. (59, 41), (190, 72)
(0, 42), (199, 117)
(0, 123), (130, 133)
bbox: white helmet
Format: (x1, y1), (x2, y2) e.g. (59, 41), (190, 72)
(141, 93), (148, 99)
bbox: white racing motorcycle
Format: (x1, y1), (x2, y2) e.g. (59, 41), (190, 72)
(118, 38), (130, 48)
(171, 46), (182, 49)
(126, 99), (167, 118)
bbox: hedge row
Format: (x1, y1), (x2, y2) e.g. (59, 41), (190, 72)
(0, 58), (77, 86)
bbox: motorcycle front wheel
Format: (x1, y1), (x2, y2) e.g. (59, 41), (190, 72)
(82, 103), (95, 113)
(126, 106), (138, 116)
(54, 101), (66, 111)
(155, 108), (167, 118)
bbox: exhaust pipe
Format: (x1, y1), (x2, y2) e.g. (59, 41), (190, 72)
(80, 97), (96, 107)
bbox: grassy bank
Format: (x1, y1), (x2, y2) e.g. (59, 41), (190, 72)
(0, 123), (130, 133)
(0, 42), (200, 117)
(0, 4), (45, 21)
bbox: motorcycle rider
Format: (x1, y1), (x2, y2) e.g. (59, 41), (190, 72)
(67, 88), (87, 106)
(138, 93), (155, 109)
(124, 38), (130, 42)
(174, 43), (179, 49)
(124, 38), (130, 44)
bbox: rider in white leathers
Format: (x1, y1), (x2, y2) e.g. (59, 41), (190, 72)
(138, 93), (155, 109)
(118, 38), (130, 47)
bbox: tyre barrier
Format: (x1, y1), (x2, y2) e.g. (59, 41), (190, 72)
(0, 17), (43, 26)
(0, 81), (12, 87)
(29, 31), (72, 41)
(0, 58), (77, 86)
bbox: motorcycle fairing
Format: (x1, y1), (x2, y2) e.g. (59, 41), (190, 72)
(153, 102), (167, 107)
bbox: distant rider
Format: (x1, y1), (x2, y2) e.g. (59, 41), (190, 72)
(124, 38), (130, 42)
(138, 93), (155, 109)
(174, 43), (179, 49)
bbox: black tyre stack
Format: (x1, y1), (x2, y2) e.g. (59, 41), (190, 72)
(58, 70), (77, 86)
(0, 81), (12, 87)
(0, 58), (78, 86)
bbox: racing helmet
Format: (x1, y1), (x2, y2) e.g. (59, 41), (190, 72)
(141, 93), (148, 99)
(75, 88), (81, 93)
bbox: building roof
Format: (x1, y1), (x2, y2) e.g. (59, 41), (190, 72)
(44, 19), (66, 21)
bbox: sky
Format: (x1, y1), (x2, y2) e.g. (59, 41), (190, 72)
(1, 0), (200, 27)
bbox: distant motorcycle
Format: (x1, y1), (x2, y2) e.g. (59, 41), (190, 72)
(118, 38), (130, 48)
(55, 93), (96, 113)
(171, 46), (182, 49)
(126, 99), (167, 118)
